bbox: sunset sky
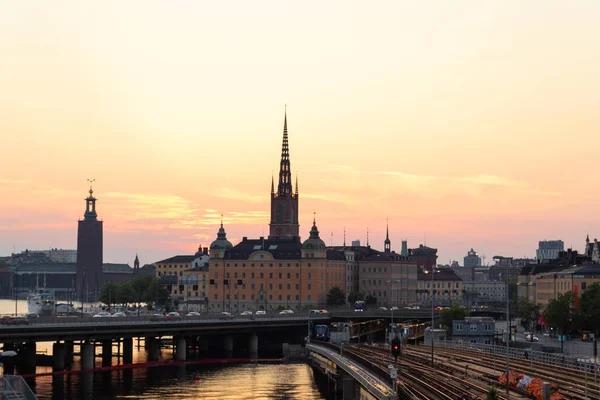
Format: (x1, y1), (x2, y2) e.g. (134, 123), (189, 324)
(1, 1), (599, 265)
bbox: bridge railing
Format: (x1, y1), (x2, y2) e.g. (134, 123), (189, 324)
(0, 312), (330, 328)
(1, 375), (38, 400)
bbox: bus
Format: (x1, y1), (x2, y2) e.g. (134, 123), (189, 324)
(354, 300), (366, 311)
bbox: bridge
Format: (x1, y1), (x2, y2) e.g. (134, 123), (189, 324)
(307, 343), (393, 400)
(0, 313), (330, 374)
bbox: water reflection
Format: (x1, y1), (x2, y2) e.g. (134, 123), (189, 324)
(33, 364), (330, 400)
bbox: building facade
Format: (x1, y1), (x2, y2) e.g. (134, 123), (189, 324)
(408, 245), (438, 271)
(76, 186), (103, 303)
(452, 317), (496, 345)
(535, 264), (600, 305)
(464, 248), (482, 268)
(536, 240), (564, 261)
(416, 269), (463, 306)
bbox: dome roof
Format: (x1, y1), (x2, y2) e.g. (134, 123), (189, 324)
(210, 223), (233, 250)
(302, 217), (326, 250)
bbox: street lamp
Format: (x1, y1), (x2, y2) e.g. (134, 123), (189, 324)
(427, 268), (438, 366)
(505, 260), (511, 399)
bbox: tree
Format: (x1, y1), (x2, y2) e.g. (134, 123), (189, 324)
(578, 283), (600, 335)
(116, 283), (135, 305)
(99, 283), (119, 310)
(544, 291), (576, 353)
(365, 294), (378, 305)
(347, 291), (364, 305)
(326, 286), (346, 306)
(439, 303), (470, 328)
(146, 278), (170, 307)
(513, 296), (541, 333)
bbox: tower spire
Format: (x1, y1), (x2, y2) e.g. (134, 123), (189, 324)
(367, 227), (370, 247)
(384, 218), (391, 253)
(271, 173), (274, 195)
(343, 228), (346, 247)
(277, 106), (292, 196)
(83, 179), (98, 221)
(295, 174), (298, 196)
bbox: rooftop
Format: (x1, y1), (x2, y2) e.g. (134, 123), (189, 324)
(102, 263), (133, 274)
(156, 255), (196, 264)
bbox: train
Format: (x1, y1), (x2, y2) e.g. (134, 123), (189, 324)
(313, 324), (330, 341)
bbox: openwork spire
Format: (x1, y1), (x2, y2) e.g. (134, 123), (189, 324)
(277, 106), (293, 197)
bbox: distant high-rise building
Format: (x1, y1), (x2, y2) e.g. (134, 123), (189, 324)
(76, 184), (103, 303)
(352, 240), (361, 247)
(401, 240), (408, 257)
(464, 248), (482, 268)
(536, 240), (564, 261)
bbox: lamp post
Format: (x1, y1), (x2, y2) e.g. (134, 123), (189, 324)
(505, 261), (511, 400)
(430, 267), (435, 367)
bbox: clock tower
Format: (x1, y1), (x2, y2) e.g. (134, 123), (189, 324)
(269, 109), (300, 240)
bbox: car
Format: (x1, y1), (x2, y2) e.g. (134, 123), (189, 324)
(379, 307), (388, 311)
(1, 316), (13, 324)
(354, 308), (364, 312)
(93, 312), (111, 318)
(24, 313), (39, 319)
(6, 316), (30, 325)
(165, 312), (182, 319)
(279, 310), (294, 315)
(309, 309), (321, 314)
(526, 334), (539, 342)
(255, 310), (267, 316)
(435, 306), (443, 311)
(150, 314), (166, 322)
(220, 312), (233, 320)
(110, 312), (127, 318)
(187, 311), (201, 317)
(319, 310), (329, 314)
(240, 311), (253, 316)
(390, 306), (399, 311)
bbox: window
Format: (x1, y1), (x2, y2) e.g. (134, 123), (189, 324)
(582, 282), (587, 290)
(287, 284), (291, 290)
(251, 272), (255, 279)
(470, 325), (478, 331)
(260, 273), (264, 278)
(278, 284), (282, 290)
(279, 273), (283, 279)
(308, 284), (312, 290)
(296, 284), (299, 290)
(269, 283), (273, 290)
(287, 273), (291, 279)
(308, 273), (312, 279)
(456, 324), (463, 331)
(278, 295), (282, 300)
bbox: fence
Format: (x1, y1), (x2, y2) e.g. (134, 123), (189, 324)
(427, 340), (599, 373)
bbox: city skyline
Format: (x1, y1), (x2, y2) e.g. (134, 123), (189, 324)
(2, 1), (599, 264)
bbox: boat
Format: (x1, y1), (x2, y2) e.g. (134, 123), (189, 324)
(27, 289), (56, 316)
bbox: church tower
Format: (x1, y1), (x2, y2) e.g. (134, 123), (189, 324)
(76, 181), (103, 303)
(269, 109), (300, 240)
(134, 254), (140, 274)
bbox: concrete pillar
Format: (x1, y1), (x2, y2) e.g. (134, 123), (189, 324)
(21, 341), (37, 371)
(102, 340), (112, 367)
(342, 373), (356, 400)
(122, 338), (133, 365)
(148, 337), (160, 362)
(542, 382), (550, 400)
(224, 335), (233, 358)
(81, 343), (95, 370)
(53, 343), (66, 370)
(248, 334), (258, 359)
(2, 343), (15, 374)
(175, 338), (187, 361)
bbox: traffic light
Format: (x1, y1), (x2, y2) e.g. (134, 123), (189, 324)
(391, 338), (401, 361)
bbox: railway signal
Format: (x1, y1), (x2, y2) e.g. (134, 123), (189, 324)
(391, 337), (401, 361)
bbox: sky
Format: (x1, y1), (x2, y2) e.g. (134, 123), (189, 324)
(1, 1), (599, 265)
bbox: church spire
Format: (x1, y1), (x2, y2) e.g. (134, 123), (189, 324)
(384, 219), (391, 253)
(295, 174), (298, 196)
(271, 173), (274, 195)
(277, 106), (292, 197)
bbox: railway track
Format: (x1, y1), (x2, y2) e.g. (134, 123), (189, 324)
(345, 344), (530, 400)
(406, 345), (598, 400)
